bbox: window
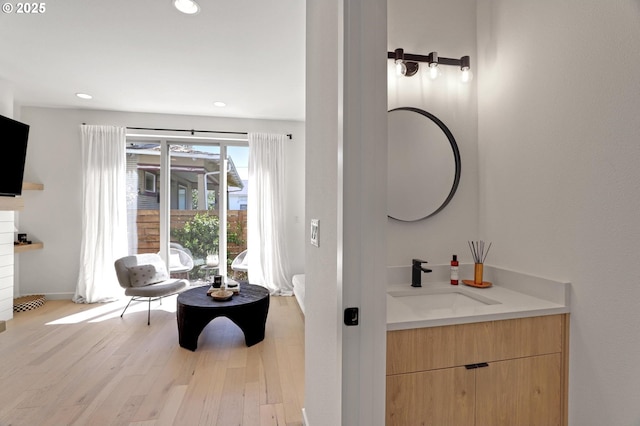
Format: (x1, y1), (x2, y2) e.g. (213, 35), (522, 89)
(144, 171), (156, 193)
(178, 185), (187, 210)
(126, 139), (249, 280)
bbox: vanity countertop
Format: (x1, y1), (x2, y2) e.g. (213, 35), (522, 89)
(386, 266), (570, 331)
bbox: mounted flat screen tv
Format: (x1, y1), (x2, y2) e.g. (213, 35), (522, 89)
(0, 114), (30, 197)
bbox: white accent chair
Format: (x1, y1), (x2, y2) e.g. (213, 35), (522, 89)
(115, 253), (189, 325)
(231, 249), (248, 278)
(167, 248), (195, 279)
(170, 242), (193, 257)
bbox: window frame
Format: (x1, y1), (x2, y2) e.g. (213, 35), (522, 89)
(144, 171), (156, 193)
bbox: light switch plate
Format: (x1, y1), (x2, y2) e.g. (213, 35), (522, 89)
(310, 219), (319, 247)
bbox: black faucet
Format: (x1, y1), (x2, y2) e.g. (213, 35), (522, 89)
(412, 259), (432, 287)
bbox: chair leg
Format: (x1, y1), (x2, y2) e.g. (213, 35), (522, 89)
(121, 297), (134, 318)
(121, 296), (160, 325)
(120, 296), (151, 325)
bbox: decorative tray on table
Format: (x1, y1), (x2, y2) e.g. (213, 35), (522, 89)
(208, 289), (233, 301)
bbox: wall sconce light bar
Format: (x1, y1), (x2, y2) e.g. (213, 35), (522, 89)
(393, 48), (419, 76)
(388, 48), (471, 80)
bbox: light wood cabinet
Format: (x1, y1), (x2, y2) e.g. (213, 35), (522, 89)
(387, 366), (475, 425)
(386, 314), (569, 426)
(475, 353), (562, 426)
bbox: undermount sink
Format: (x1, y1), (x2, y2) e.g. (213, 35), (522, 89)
(388, 287), (501, 314)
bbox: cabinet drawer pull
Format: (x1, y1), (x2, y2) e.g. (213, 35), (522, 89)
(465, 362), (489, 370)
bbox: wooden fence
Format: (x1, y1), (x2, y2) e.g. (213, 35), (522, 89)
(135, 209), (248, 261)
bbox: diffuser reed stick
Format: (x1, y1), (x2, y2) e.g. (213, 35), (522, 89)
(468, 240), (492, 263)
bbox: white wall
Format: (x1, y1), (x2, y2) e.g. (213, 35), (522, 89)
(477, 1), (640, 424)
(304, 0), (342, 423)
(17, 106), (305, 298)
(305, 0), (388, 423)
(387, 0), (479, 267)
(0, 79), (13, 118)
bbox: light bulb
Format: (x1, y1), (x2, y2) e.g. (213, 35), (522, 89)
(461, 68), (473, 83)
(428, 63), (440, 80)
(395, 60), (407, 77)
(173, 0), (200, 15)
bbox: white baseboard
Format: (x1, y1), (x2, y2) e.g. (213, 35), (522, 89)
(40, 292), (74, 300)
(302, 408), (309, 426)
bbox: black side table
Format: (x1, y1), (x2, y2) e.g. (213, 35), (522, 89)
(176, 283), (270, 351)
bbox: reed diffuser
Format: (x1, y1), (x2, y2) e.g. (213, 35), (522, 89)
(465, 240), (492, 288)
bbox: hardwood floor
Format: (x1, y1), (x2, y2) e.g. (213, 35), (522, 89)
(0, 293), (305, 426)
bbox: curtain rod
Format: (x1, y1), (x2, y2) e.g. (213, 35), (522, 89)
(82, 123), (292, 139)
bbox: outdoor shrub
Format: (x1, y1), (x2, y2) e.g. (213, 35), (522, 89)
(171, 212), (219, 263)
(171, 212), (246, 278)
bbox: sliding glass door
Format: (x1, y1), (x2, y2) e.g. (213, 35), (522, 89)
(167, 143), (224, 281)
(225, 145), (249, 281)
(125, 140), (162, 256)
(125, 136), (249, 283)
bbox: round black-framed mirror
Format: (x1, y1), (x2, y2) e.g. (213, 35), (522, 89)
(387, 107), (461, 222)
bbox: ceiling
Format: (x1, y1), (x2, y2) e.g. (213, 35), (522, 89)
(0, 0), (306, 121)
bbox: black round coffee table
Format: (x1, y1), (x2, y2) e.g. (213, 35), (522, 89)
(176, 284), (270, 351)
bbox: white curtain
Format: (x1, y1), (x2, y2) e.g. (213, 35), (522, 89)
(73, 125), (128, 303)
(247, 133), (293, 295)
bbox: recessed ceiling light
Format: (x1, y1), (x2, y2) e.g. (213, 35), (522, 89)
(213, 101), (227, 107)
(173, 0), (200, 15)
(76, 93), (93, 100)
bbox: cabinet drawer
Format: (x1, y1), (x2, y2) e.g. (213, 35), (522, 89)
(386, 366), (475, 426)
(454, 314), (563, 367)
(387, 322), (457, 374)
(387, 314), (564, 375)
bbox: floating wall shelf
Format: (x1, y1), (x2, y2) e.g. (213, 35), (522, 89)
(0, 182), (43, 211)
(0, 197), (24, 211)
(22, 182), (44, 191)
(14, 242), (44, 254)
